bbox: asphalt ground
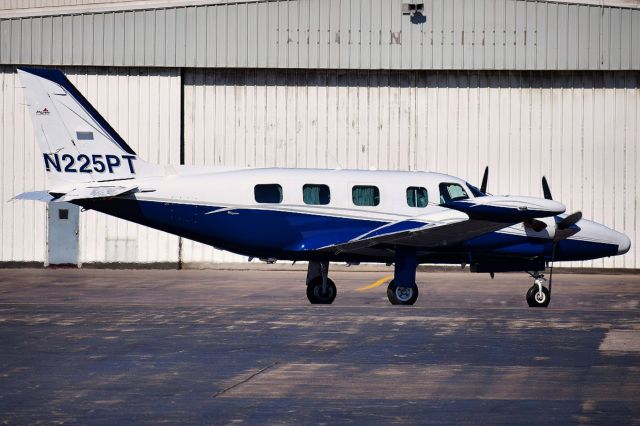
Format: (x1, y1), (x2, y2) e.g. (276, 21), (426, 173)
(1, 268), (639, 424)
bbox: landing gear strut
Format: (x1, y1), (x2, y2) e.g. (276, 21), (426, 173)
(306, 261), (336, 304)
(387, 247), (419, 305)
(526, 272), (550, 308)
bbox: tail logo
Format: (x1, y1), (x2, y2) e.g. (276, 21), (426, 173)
(36, 107), (50, 115)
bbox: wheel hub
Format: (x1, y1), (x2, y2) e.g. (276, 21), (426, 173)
(395, 286), (413, 302)
(314, 284), (333, 299)
(535, 291), (546, 304)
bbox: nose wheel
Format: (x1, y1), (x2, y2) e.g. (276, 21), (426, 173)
(526, 274), (550, 307)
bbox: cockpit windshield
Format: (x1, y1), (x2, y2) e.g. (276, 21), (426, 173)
(439, 182), (469, 204)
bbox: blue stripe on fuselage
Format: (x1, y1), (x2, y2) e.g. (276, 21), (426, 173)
(79, 198), (387, 257)
(77, 198), (618, 262)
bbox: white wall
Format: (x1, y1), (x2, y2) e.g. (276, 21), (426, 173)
(1, 67), (637, 268)
(184, 69), (639, 268)
(0, 67), (46, 262)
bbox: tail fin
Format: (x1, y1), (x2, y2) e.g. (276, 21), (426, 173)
(17, 68), (160, 186)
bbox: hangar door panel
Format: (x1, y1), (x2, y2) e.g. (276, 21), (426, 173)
(182, 69), (639, 268)
(65, 68), (182, 264)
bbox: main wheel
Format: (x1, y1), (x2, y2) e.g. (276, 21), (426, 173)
(526, 284), (550, 308)
(387, 279), (419, 305)
(306, 277), (337, 304)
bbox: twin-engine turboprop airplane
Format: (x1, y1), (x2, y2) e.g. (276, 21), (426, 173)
(13, 68), (631, 307)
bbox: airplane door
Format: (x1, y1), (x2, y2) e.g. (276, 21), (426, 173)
(47, 203), (79, 266)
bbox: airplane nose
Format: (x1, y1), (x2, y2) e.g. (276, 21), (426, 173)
(617, 232), (631, 255)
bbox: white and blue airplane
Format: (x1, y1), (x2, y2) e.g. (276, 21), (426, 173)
(14, 68), (631, 307)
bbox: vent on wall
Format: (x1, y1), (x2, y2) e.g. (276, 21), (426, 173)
(106, 238), (138, 263)
(401, 1), (426, 24)
(401, 1), (424, 15)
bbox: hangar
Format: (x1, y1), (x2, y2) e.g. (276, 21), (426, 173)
(0, 0), (638, 269)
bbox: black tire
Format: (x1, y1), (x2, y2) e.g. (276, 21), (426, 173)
(526, 284), (550, 308)
(306, 277), (337, 304)
(386, 279), (419, 306)
(525, 285), (537, 305)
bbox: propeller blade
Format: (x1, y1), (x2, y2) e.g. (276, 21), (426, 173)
(541, 176), (553, 200)
(557, 211), (582, 230)
(480, 166), (489, 194)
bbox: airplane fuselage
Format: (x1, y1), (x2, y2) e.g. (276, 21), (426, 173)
(77, 167), (630, 266)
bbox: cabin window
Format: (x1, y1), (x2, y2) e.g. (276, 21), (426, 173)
(406, 187), (429, 208)
(303, 184), (330, 205)
(352, 185), (380, 206)
(254, 184), (283, 203)
(439, 182), (469, 204)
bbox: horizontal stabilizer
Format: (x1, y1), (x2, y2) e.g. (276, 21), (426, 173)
(11, 190), (55, 202)
(54, 185), (139, 202)
(12, 185), (139, 203)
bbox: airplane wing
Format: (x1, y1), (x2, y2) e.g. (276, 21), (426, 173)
(317, 213), (508, 254)
(12, 185), (139, 203)
(312, 195), (567, 255)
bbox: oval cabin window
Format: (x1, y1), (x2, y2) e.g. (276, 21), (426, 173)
(254, 184), (283, 203)
(352, 185), (380, 206)
(303, 184), (330, 205)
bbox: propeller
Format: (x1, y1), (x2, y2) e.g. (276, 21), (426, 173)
(539, 176), (582, 233)
(541, 176), (553, 200)
(557, 211), (582, 230)
(480, 166), (489, 194)
(537, 176), (582, 296)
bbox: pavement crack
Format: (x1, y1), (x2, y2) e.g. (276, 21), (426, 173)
(212, 361), (279, 398)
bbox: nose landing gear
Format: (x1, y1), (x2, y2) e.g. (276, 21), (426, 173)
(526, 273), (550, 307)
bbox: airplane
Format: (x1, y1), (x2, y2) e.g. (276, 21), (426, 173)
(13, 68), (631, 307)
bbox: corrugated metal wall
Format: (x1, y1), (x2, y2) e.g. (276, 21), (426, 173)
(0, 67), (46, 262)
(0, 66), (181, 264)
(1, 0), (639, 70)
(2, 66), (638, 268)
(68, 68), (182, 264)
(0, 0), (136, 10)
(183, 69), (639, 268)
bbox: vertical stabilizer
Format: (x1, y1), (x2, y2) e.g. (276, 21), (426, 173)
(17, 68), (161, 187)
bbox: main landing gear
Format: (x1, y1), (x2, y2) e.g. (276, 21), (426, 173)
(526, 272), (551, 308)
(387, 247), (419, 305)
(306, 261), (336, 304)
(305, 248), (420, 306)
